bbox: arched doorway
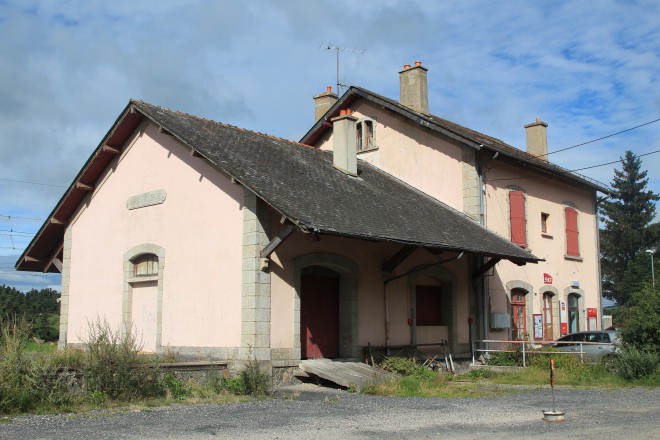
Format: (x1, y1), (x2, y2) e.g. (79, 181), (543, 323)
(568, 293), (580, 333)
(543, 292), (554, 340)
(511, 288), (527, 340)
(293, 253), (359, 360)
(300, 265), (340, 359)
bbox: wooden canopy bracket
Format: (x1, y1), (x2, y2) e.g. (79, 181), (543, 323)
(190, 148), (203, 158)
(75, 182), (94, 191)
(44, 242), (64, 273)
(382, 245), (417, 273)
(50, 218), (65, 225)
(101, 145), (121, 154)
(471, 258), (501, 280)
(260, 224), (296, 259)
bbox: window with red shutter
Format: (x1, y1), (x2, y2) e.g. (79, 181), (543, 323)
(509, 190), (527, 247)
(565, 207), (579, 256)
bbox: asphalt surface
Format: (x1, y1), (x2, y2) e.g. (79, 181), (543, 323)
(1, 384), (658, 439)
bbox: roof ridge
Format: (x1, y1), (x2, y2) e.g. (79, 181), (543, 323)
(132, 99), (314, 150)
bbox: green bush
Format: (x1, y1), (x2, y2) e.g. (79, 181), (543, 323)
(608, 344), (659, 380)
(159, 373), (192, 400)
(82, 320), (160, 400)
(620, 285), (660, 351)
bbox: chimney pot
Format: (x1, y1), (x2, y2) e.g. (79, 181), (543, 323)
(404, 64), (411, 69)
(414, 60), (422, 66)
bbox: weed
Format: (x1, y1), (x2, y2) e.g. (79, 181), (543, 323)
(159, 373), (192, 400)
(239, 350), (270, 397)
(82, 319), (161, 400)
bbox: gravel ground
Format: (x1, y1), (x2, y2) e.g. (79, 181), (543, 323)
(1, 384), (658, 439)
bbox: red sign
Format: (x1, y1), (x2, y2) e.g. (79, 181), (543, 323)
(561, 323), (568, 335)
(587, 308), (597, 318)
(543, 273), (553, 284)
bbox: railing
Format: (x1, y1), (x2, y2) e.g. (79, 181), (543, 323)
(471, 339), (615, 367)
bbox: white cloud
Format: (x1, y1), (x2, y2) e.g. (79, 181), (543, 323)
(1, 0), (660, 286)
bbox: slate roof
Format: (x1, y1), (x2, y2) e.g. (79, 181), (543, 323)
(17, 100), (539, 271)
(301, 87), (611, 194)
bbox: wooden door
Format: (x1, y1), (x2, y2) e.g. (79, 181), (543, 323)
(300, 270), (339, 359)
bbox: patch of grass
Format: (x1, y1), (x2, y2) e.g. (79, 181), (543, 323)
(24, 341), (57, 354)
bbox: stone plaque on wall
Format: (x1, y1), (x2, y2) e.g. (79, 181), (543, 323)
(126, 189), (167, 210)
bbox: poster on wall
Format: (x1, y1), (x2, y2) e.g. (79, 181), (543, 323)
(587, 307), (598, 330)
(533, 314), (543, 340)
(560, 301), (568, 335)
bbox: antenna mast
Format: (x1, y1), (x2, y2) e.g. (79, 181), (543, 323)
(319, 43), (365, 96)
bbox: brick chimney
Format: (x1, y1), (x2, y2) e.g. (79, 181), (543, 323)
(524, 118), (549, 161)
(313, 86), (338, 123)
(399, 61), (428, 114)
(331, 109), (358, 176)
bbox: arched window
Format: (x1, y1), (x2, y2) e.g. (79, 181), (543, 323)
(356, 119), (375, 151)
(133, 253), (159, 277)
(511, 289), (527, 340)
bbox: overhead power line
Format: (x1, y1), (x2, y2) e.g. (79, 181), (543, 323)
(487, 148), (660, 183)
(544, 117), (660, 158)
(0, 214), (45, 221)
(0, 177), (68, 188)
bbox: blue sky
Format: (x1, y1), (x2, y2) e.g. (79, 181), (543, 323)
(1, 0), (659, 292)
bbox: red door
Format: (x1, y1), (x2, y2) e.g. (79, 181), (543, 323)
(301, 272), (339, 359)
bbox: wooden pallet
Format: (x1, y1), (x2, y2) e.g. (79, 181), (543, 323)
(299, 358), (397, 390)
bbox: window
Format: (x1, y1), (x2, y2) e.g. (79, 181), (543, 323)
(133, 254), (158, 277)
(356, 119), (375, 151)
(511, 289), (527, 340)
(541, 212), (550, 235)
(565, 207), (580, 257)
(416, 285), (442, 326)
(509, 190), (527, 247)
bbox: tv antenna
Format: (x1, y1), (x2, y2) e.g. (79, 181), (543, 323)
(319, 43), (365, 96)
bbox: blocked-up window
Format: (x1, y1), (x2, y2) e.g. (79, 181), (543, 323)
(416, 285), (442, 326)
(509, 190), (527, 247)
(565, 207), (580, 257)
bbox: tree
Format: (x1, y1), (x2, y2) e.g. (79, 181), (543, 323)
(620, 284), (660, 351)
(600, 150), (659, 305)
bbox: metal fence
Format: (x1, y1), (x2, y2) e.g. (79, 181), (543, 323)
(471, 339), (615, 367)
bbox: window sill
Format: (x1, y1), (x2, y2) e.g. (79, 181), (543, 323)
(128, 275), (158, 284)
(564, 255), (583, 262)
(541, 233), (553, 239)
(357, 146), (378, 155)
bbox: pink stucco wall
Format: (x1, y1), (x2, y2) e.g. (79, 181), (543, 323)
(315, 100), (464, 211)
(66, 123), (244, 348)
(484, 160), (600, 337)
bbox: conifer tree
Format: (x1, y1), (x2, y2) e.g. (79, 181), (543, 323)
(600, 151), (659, 305)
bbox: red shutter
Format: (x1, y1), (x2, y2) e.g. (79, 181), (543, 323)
(565, 207), (579, 256)
(509, 191), (527, 246)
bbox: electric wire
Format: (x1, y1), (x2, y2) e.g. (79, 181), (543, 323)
(0, 177), (67, 188)
(542, 117), (660, 158)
